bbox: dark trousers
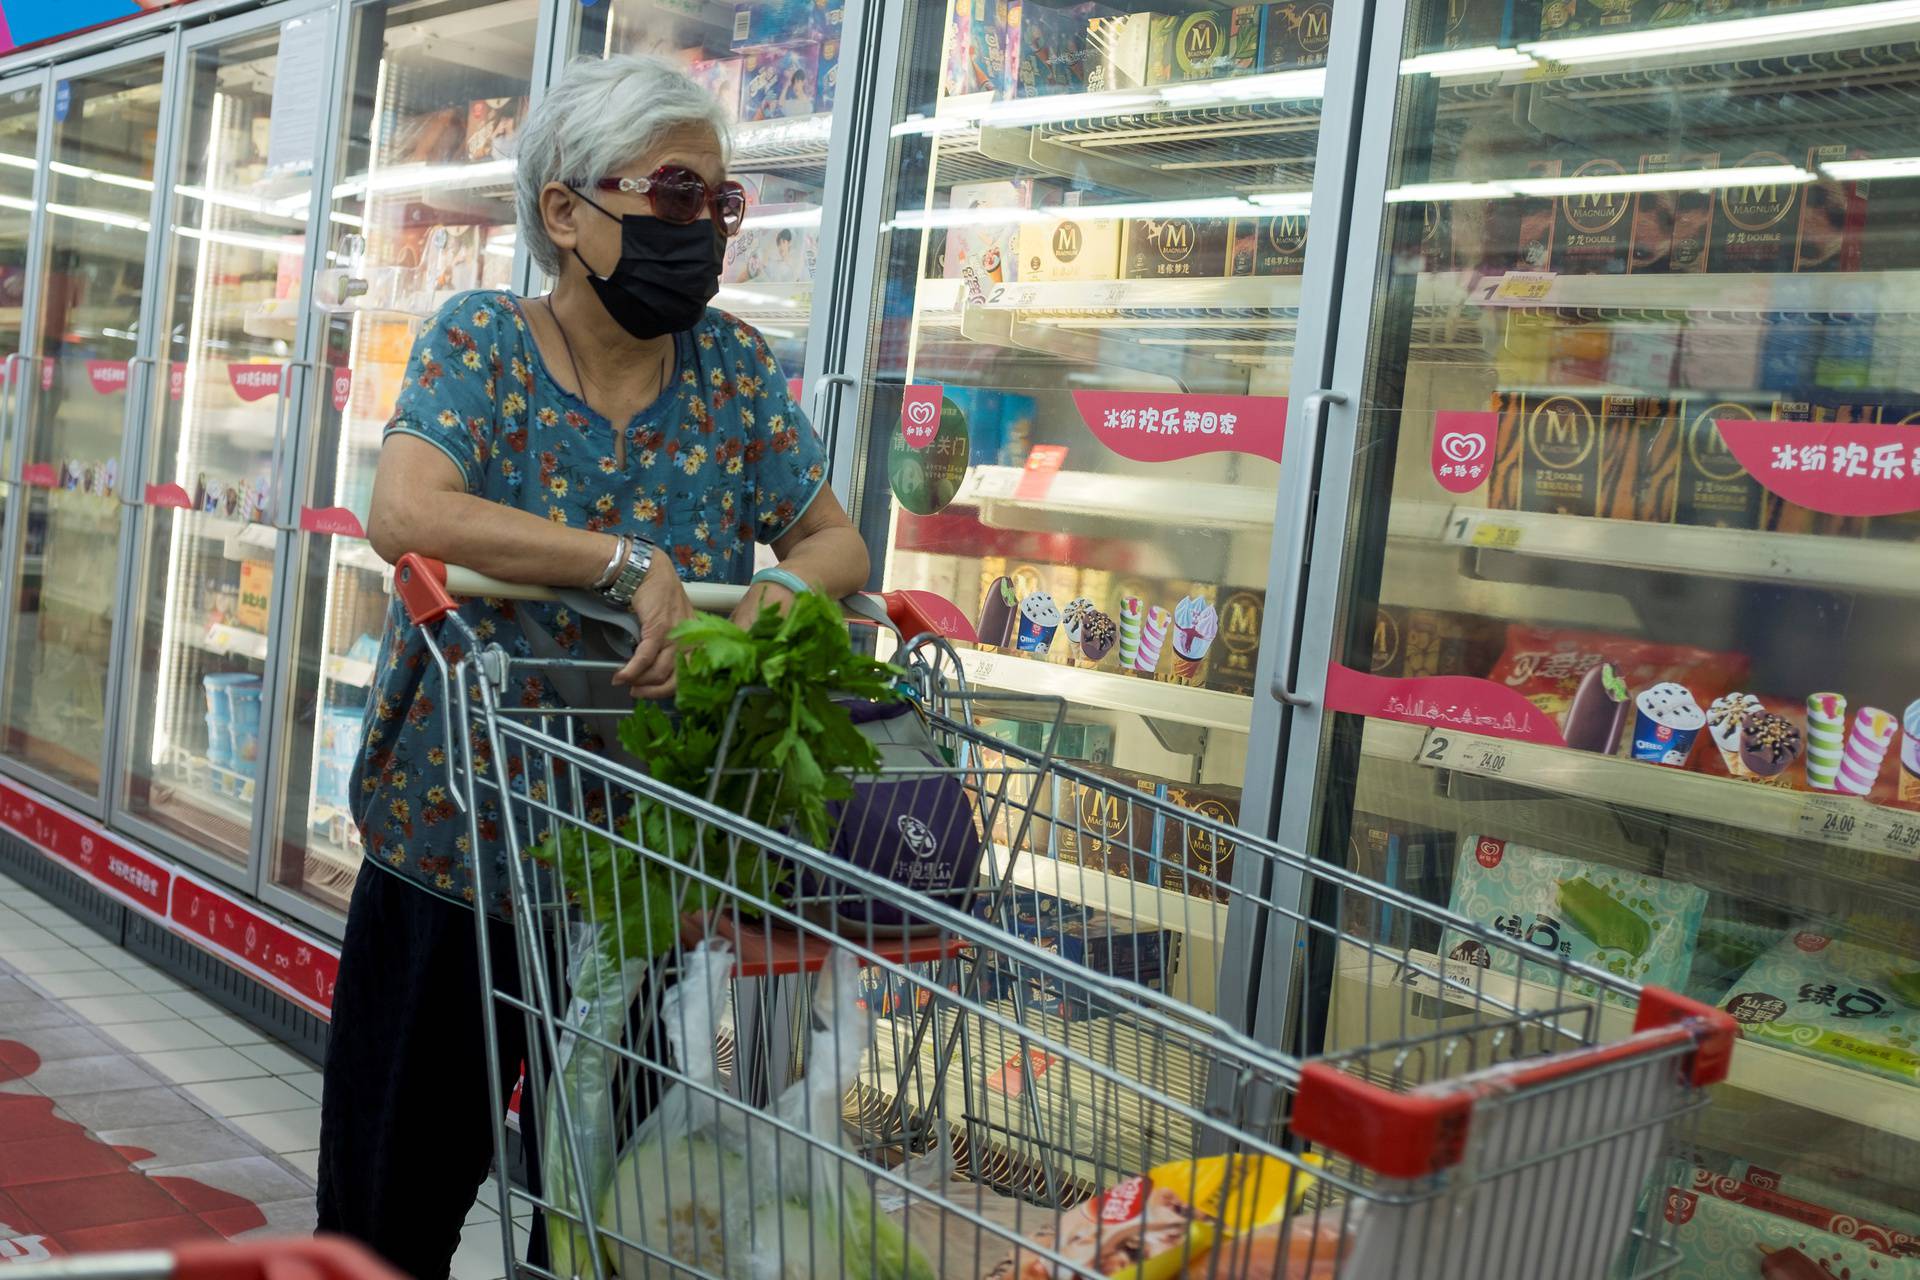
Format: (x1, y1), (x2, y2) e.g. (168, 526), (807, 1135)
(316, 863), (549, 1280)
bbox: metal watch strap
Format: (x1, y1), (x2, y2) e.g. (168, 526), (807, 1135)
(601, 537), (655, 608)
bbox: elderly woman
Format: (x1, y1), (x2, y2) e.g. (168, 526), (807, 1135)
(315, 55), (868, 1276)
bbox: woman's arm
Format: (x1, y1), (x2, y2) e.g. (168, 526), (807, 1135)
(730, 486), (869, 625)
(369, 434), (692, 698)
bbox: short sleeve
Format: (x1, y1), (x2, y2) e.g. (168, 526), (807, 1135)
(384, 292), (516, 492)
(738, 325), (828, 544)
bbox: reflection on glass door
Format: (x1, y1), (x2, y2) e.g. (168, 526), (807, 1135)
(118, 15), (329, 871)
(1302, 0), (1920, 1246)
(567, 0), (845, 374)
(270, 0), (537, 915)
(0, 83), (43, 571)
(1, 55), (167, 800)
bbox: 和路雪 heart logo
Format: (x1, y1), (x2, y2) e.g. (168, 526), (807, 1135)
(1440, 432), (1486, 464)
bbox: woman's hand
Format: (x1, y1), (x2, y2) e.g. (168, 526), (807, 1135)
(729, 581), (796, 631)
(616, 556), (694, 699)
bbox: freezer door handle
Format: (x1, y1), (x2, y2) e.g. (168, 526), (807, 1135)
(118, 355), (157, 506)
(1269, 388), (1346, 709)
(809, 372), (856, 463)
(270, 360), (313, 529)
(0, 352), (22, 483)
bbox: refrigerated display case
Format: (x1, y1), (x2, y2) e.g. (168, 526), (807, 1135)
(1267, 0), (1920, 1251)
(264, 0), (540, 916)
(115, 8), (335, 881)
(0, 47), (173, 809)
(0, 82), (44, 568)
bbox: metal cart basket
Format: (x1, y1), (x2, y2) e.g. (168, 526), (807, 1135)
(390, 554), (1736, 1280)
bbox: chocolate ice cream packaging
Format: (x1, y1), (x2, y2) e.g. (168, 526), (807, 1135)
(1796, 144), (1870, 273)
(1675, 397), (1768, 529)
(1228, 213), (1310, 277)
(1490, 391), (1604, 516)
(1554, 155), (1634, 276)
(1645, 1171), (1920, 1280)
(1628, 152), (1717, 275)
(1367, 605), (1504, 680)
(1446, 835), (1706, 1005)
(1261, 1), (1335, 70)
(1205, 587), (1265, 695)
(1711, 151), (1803, 274)
(1123, 216), (1231, 279)
(1764, 397), (1876, 539)
(1598, 395), (1680, 522)
(1720, 929), (1920, 1085)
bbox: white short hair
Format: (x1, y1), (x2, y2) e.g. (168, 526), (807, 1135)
(513, 55), (734, 275)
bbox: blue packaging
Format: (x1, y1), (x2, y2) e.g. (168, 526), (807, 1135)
(226, 678), (265, 780)
(741, 43), (820, 121)
(980, 892), (1174, 1020)
(731, 0), (823, 49)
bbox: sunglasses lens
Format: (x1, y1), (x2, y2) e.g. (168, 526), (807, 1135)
(650, 174), (707, 224)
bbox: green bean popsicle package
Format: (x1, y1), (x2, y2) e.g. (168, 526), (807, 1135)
(1444, 834), (1707, 1005)
(1719, 929), (1920, 1085)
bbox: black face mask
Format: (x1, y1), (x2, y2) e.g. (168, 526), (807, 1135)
(572, 192), (724, 340)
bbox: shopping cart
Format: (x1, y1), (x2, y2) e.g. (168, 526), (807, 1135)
(391, 554), (1736, 1280)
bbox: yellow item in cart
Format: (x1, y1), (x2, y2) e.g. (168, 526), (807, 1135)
(995, 1154), (1321, 1280)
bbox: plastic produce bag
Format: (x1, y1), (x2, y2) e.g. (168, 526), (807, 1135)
(597, 941), (936, 1280)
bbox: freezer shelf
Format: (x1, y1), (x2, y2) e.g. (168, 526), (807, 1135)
(957, 648), (1250, 733)
(956, 465), (1274, 531)
(1391, 501), (1920, 597)
(1330, 940), (1920, 1143)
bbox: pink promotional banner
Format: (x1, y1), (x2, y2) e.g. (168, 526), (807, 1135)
(20, 463), (54, 487)
(169, 361), (185, 401)
(1431, 410), (1497, 494)
(143, 483), (192, 509)
(1717, 418), (1920, 517)
(227, 363), (283, 402)
(1322, 663), (1569, 747)
(900, 384), (942, 449)
(330, 366), (353, 412)
(299, 506), (366, 538)
(1072, 392), (1287, 464)
(894, 589), (977, 644)
(85, 359), (127, 395)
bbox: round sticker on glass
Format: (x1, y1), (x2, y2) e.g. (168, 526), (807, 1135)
(889, 393), (968, 516)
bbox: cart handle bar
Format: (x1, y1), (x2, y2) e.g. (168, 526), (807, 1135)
(1291, 986), (1737, 1181)
(392, 553), (971, 644)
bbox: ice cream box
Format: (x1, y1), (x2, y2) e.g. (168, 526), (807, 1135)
(1205, 586), (1265, 696)
(1631, 1173), (1920, 1279)
(1596, 394), (1680, 522)
(1727, 1161), (1920, 1244)
(1017, 196), (1123, 281)
(722, 207), (818, 284)
(1554, 155), (1635, 276)
(982, 891), (1176, 1020)
(1367, 605), (1505, 680)
(1535, 0), (1699, 40)
(1122, 216), (1232, 279)
(464, 97), (523, 162)
(1720, 929), (1920, 1085)
(1085, 11), (1154, 90)
(944, 0), (1013, 97)
(1674, 396), (1771, 530)
(741, 43), (820, 120)
(688, 57), (744, 122)
(1152, 780), (1242, 903)
(1630, 152), (1717, 274)
(1010, 1), (1110, 97)
(731, 0), (830, 48)
(393, 107), (464, 164)
(817, 29), (842, 114)
(1683, 913), (1790, 1005)
(737, 173), (823, 208)
(1763, 396), (1876, 539)
(1797, 144), (1870, 273)
(1509, 156), (1562, 272)
(237, 561), (273, 631)
(1146, 9), (1260, 84)
(946, 178), (1063, 295)
(1261, 1), (1335, 69)
(1228, 212), (1310, 276)
(1710, 151), (1804, 274)
(1489, 390), (1605, 516)
(1344, 814), (1457, 953)
(1445, 835), (1707, 1002)
(1434, 0), (1541, 49)
(1053, 762), (1160, 881)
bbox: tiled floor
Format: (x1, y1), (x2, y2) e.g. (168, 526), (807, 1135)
(0, 871), (526, 1276)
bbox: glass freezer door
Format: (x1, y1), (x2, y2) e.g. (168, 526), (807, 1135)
(0, 50), (171, 808)
(1285, 0), (1920, 1247)
(0, 81), (44, 593)
(267, 0), (539, 919)
(116, 11), (333, 877)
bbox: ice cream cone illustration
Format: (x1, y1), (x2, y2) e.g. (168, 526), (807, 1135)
(1901, 700), (1920, 805)
(1805, 693), (1848, 791)
(1836, 706), (1897, 796)
(1169, 594), (1219, 685)
(1014, 592), (1061, 655)
(1134, 605), (1170, 675)
(1708, 693), (1762, 776)
(1117, 597), (1144, 670)
(1060, 597), (1095, 667)
(1739, 712), (1801, 788)
(982, 244), (1004, 284)
(1079, 609), (1116, 666)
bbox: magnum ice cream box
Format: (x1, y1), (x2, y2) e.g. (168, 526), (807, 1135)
(1796, 144), (1870, 273)
(1205, 587), (1265, 696)
(1229, 212), (1310, 277)
(1765, 397), (1877, 538)
(1368, 605), (1504, 680)
(1123, 217), (1232, 279)
(1630, 152), (1716, 274)
(1536, 0), (1696, 40)
(1710, 152), (1802, 274)
(1675, 398), (1769, 529)
(1019, 198), (1123, 281)
(1554, 155), (1634, 275)
(1261, 1), (1334, 69)
(1491, 392), (1680, 520)
(1146, 8), (1260, 83)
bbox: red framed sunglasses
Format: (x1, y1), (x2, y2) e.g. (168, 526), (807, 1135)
(583, 166), (748, 237)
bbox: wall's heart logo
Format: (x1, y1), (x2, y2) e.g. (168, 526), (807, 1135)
(906, 401), (935, 427)
(900, 384), (944, 450)
(1440, 432), (1485, 464)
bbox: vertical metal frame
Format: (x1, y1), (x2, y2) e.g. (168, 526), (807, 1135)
(0, 67), (54, 758)
(0, 32), (181, 821)
(1220, 0), (1414, 1053)
(104, 0), (342, 895)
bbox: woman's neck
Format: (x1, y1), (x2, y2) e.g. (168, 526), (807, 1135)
(545, 275), (675, 397)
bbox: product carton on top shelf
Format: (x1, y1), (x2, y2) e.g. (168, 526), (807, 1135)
(1086, 11), (1154, 90)
(1018, 192), (1122, 281)
(1146, 8), (1261, 84)
(1796, 144), (1870, 273)
(731, 0), (834, 49)
(1261, 0), (1335, 70)
(1554, 155), (1633, 275)
(688, 57), (744, 123)
(1629, 151), (1716, 274)
(1229, 212), (1310, 276)
(1710, 151), (1803, 274)
(1122, 216), (1232, 279)
(948, 178), (1063, 297)
(1535, 0), (1696, 40)
(741, 43), (820, 120)
(1010, 1), (1111, 97)
(945, 0), (1013, 98)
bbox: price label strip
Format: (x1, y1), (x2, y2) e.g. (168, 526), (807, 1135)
(1471, 271), (1558, 308)
(1795, 794), (1920, 860)
(1414, 729), (1516, 778)
(1442, 510), (1525, 551)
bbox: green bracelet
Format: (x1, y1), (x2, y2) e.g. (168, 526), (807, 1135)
(752, 566), (810, 597)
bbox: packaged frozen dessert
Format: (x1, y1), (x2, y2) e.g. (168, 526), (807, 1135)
(978, 575), (1018, 649)
(1720, 929), (1920, 1085)
(1564, 663), (1629, 754)
(1804, 692), (1848, 791)
(1708, 692), (1763, 774)
(1446, 834), (1707, 1002)
(1635, 1169), (1920, 1280)
(1630, 681), (1706, 767)
(1367, 605), (1504, 680)
(1015, 592), (1061, 654)
(1169, 594), (1218, 686)
(1486, 624), (1748, 744)
(1684, 915), (1790, 1005)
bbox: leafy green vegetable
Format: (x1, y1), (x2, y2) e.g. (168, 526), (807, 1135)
(533, 591), (906, 965)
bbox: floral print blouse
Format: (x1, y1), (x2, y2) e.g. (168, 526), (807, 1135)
(350, 290), (827, 910)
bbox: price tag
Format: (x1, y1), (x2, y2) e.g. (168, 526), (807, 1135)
(1415, 730), (1513, 777)
(1797, 795), (1920, 860)
(1472, 271), (1558, 308)
(324, 654), (375, 688)
(1471, 521), (1524, 550)
(1442, 511), (1524, 550)
(1521, 57), (1571, 82)
(1796, 795), (1862, 847)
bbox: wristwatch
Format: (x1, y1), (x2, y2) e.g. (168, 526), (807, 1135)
(601, 537), (656, 609)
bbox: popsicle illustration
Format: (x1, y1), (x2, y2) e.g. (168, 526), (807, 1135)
(1565, 663), (1629, 755)
(1169, 595), (1219, 684)
(1707, 692), (1763, 775)
(1078, 609), (1117, 665)
(1805, 692), (1848, 791)
(1556, 876), (1651, 958)
(1117, 596), (1144, 669)
(978, 576), (1018, 649)
(1836, 705), (1897, 796)
(1739, 712), (1801, 784)
(1134, 605), (1171, 675)
(1015, 592), (1061, 654)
